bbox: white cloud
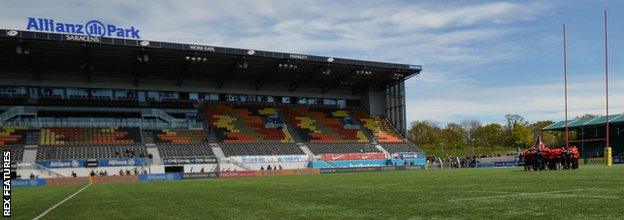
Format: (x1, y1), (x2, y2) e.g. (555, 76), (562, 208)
(383, 2), (551, 29)
(0, 0), (575, 126)
(0, 0), (554, 66)
(406, 75), (624, 124)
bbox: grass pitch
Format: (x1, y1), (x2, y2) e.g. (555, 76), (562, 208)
(14, 165), (624, 219)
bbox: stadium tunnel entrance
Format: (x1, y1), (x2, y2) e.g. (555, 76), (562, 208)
(165, 166), (183, 173)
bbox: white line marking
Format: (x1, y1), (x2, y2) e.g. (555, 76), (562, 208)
(465, 190), (512, 194)
(60, 198), (151, 205)
(273, 183), (404, 192)
(33, 184), (92, 220)
(448, 188), (596, 202)
(546, 194), (620, 199)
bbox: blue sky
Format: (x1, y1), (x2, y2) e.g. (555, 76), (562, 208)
(1, 0), (623, 126)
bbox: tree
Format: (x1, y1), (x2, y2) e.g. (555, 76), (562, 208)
(478, 123), (504, 148)
(530, 120), (558, 146)
(408, 120), (440, 146)
(406, 112), (598, 156)
(440, 123), (466, 149)
(461, 119), (482, 143)
(576, 114), (599, 119)
(504, 114), (528, 131)
(529, 120), (553, 135)
(503, 114), (533, 147)
(509, 125), (533, 148)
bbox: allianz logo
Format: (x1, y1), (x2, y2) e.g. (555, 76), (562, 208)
(26, 17), (141, 39)
(49, 160), (80, 167)
(107, 159), (135, 166)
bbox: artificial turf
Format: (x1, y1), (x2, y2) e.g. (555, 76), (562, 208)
(13, 165), (624, 219)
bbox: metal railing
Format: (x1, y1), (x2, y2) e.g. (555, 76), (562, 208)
(17, 163), (66, 178)
(0, 106), (37, 122)
(3, 118), (202, 129)
(225, 158), (252, 171)
(1, 106), (202, 129)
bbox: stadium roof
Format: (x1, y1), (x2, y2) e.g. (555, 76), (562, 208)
(542, 113), (624, 131)
(0, 29), (422, 94)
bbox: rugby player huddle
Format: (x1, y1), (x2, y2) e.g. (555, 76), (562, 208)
(521, 137), (580, 171)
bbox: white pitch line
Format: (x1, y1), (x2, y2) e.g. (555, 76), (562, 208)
(465, 190), (512, 194)
(33, 184), (92, 220)
(545, 194), (620, 199)
(448, 188), (596, 202)
(276, 183), (403, 192)
(61, 198), (151, 205)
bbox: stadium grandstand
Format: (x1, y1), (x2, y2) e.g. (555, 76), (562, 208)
(0, 29), (424, 178)
(543, 114), (624, 158)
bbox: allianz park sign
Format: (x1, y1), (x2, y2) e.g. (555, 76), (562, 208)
(26, 17), (141, 39)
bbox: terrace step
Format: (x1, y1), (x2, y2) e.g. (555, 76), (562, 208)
(298, 143), (315, 157)
(276, 108), (302, 142)
(146, 146), (163, 165)
(142, 131), (155, 144)
(211, 145), (226, 159)
(21, 145), (38, 164)
(375, 144), (389, 156)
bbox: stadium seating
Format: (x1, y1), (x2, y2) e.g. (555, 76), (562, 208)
(203, 103), (293, 143)
(39, 127), (141, 145)
(36, 144), (147, 160)
(148, 98), (195, 109)
(37, 110), (141, 119)
(37, 95), (140, 108)
(0, 126), (28, 146)
(219, 143), (304, 156)
(0, 94), (28, 106)
(157, 143), (216, 161)
(68, 95), (140, 108)
(37, 95), (64, 106)
(282, 106), (369, 143)
(153, 129), (206, 144)
(306, 143), (381, 154)
(354, 110), (404, 143)
(1, 145), (24, 163)
(8, 101), (417, 163)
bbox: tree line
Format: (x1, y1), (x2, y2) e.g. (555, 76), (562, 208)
(406, 114), (596, 153)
